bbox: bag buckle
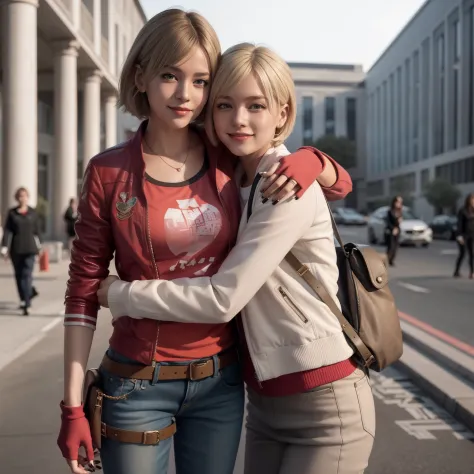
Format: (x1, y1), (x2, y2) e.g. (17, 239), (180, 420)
(189, 360), (211, 381)
(297, 264), (309, 276)
(142, 430), (160, 445)
(364, 354), (376, 368)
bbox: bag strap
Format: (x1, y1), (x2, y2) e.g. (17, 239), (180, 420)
(246, 175), (374, 366)
(284, 251), (374, 367)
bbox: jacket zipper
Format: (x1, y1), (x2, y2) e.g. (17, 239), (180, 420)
(278, 287), (309, 323)
(145, 191), (161, 365)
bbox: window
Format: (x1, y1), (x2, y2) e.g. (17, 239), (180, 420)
(325, 97), (336, 135)
(397, 67), (403, 166)
(37, 154), (49, 200)
(451, 19), (461, 150)
(38, 101), (53, 135)
(421, 169), (430, 190)
(421, 39), (430, 159)
(302, 96), (313, 145)
(367, 180), (384, 197)
(469, 7), (474, 144)
(346, 97), (357, 141)
(389, 74), (395, 169)
(382, 81), (388, 171)
(404, 59), (411, 164)
(435, 156), (474, 184)
(434, 32), (445, 154)
(413, 51), (420, 162)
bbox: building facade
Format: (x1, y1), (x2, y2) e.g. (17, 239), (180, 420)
(286, 63), (367, 210)
(0, 0), (146, 239)
(365, 0), (474, 219)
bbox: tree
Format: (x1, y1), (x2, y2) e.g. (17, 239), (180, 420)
(311, 135), (357, 169)
(423, 178), (461, 214)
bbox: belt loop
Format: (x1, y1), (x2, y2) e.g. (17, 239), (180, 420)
(212, 354), (219, 377)
(151, 361), (161, 386)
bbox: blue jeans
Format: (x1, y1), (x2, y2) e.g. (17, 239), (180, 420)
(99, 348), (244, 474)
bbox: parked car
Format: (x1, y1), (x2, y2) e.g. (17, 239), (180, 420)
(332, 207), (367, 226)
(367, 206), (433, 247)
(429, 214), (457, 240)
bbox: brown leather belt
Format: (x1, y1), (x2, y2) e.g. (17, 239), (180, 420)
(101, 420), (176, 445)
(100, 349), (239, 382)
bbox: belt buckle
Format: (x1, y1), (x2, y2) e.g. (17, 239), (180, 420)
(142, 430), (160, 445)
(189, 360), (211, 381)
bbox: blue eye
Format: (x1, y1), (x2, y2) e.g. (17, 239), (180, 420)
(216, 103), (231, 109)
(249, 104), (265, 110)
(195, 79), (209, 87)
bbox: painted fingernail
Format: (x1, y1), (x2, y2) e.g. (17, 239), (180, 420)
(262, 198), (269, 204)
(272, 200), (279, 206)
(295, 197), (299, 201)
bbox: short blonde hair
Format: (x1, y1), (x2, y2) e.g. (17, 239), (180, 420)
(206, 43), (296, 147)
(119, 9), (221, 119)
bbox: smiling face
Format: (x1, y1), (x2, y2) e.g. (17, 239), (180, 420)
(212, 73), (288, 159)
(135, 46), (211, 130)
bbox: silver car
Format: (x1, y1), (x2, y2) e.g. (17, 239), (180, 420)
(367, 206), (433, 247)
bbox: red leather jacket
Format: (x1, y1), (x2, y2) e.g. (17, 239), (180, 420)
(64, 121), (352, 364)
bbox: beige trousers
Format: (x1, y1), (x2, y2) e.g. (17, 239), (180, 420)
(244, 368), (375, 474)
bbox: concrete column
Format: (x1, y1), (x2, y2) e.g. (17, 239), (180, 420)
(104, 93), (117, 149)
(53, 40), (80, 240)
(82, 70), (102, 171)
(0, 0), (39, 214)
(93, 0), (101, 55)
(71, 0), (81, 30)
(107, 0), (116, 75)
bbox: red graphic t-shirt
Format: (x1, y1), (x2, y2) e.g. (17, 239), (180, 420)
(144, 156), (236, 361)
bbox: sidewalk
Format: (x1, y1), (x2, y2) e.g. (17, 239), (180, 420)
(0, 257), (70, 372)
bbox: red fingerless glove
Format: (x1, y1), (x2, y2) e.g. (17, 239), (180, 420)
(57, 401), (95, 462)
(275, 148), (325, 198)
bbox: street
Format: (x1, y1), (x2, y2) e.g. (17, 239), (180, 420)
(0, 228), (473, 473)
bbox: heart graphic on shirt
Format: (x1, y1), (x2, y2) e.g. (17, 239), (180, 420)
(164, 198), (222, 258)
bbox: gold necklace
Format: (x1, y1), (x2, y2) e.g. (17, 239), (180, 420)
(143, 135), (190, 172)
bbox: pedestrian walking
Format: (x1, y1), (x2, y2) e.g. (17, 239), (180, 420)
(99, 43), (373, 474)
(386, 195), (403, 266)
(453, 193), (474, 279)
(64, 198), (78, 251)
(0, 187), (41, 315)
(56, 9), (354, 474)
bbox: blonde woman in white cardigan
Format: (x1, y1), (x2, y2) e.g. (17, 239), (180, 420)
(98, 43), (375, 474)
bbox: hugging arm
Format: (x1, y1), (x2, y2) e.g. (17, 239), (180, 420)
(108, 181), (320, 323)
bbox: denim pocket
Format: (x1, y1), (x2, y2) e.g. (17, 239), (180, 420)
(355, 375), (376, 438)
(99, 349), (142, 401)
(99, 367), (141, 401)
(219, 362), (243, 389)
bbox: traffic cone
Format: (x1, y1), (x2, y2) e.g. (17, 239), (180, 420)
(39, 249), (49, 272)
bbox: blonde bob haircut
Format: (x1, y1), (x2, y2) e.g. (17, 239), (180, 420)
(119, 8), (221, 119)
(206, 43), (296, 147)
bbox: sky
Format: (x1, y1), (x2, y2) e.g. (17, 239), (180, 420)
(140, 0), (427, 72)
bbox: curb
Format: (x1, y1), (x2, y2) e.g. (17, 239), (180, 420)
(395, 344), (474, 433)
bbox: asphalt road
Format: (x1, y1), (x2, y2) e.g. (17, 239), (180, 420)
(0, 229), (473, 473)
(0, 310), (473, 473)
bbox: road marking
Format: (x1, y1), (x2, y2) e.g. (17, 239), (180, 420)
(41, 315), (63, 333)
(398, 282), (430, 293)
(371, 371), (474, 440)
(399, 311), (474, 357)
(440, 249), (458, 255)
(0, 306), (65, 373)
